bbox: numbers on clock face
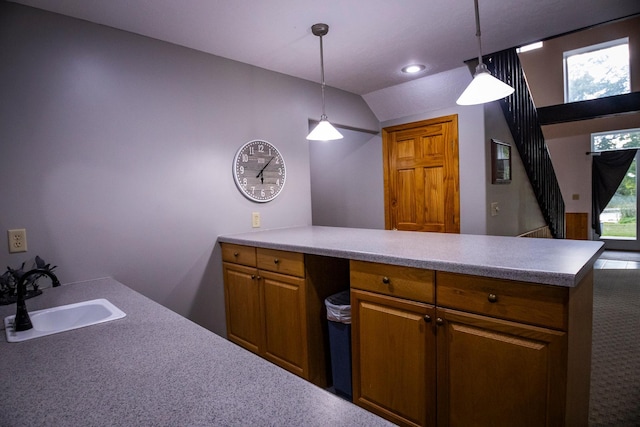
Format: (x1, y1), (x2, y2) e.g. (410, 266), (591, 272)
(233, 140), (286, 202)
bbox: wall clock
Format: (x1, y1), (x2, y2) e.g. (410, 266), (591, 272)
(233, 139), (286, 202)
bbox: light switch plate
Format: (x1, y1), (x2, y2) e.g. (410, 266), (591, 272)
(490, 202), (500, 217)
(252, 212), (261, 228)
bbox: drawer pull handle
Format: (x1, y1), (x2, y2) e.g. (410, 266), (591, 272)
(274, 258), (279, 264)
(488, 293), (498, 303)
(436, 317), (444, 326)
(233, 252), (239, 257)
(424, 315), (431, 323)
(382, 276), (390, 284)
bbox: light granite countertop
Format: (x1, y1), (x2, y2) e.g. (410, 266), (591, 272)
(0, 278), (391, 427)
(218, 226), (604, 287)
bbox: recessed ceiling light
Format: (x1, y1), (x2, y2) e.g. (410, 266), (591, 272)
(401, 64), (426, 74)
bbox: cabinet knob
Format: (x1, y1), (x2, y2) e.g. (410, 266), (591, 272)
(251, 274), (256, 280)
(424, 315), (432, 323)
(382, 276), (390, 284)
(488, 293), (498, 303)
(256, 275), (261, 280)
(273, 258), (279, 264)
(436, 317), (444, 326)
(233, 252), (239, 257)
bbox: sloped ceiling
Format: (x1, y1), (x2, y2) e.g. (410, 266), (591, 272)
(8, 0), (640, 121)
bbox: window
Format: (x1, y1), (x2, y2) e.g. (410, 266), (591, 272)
(564, 38), (630, 103)
(593, 128), (640, 240)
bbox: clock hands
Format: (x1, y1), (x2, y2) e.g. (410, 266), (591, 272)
(256, 157), (274, 184)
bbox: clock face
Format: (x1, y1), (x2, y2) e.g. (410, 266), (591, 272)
(233, 140), (286, 202)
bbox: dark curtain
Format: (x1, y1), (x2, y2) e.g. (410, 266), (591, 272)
(592, 149), (637, 235)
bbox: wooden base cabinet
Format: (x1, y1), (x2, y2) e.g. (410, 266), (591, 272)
(351, 260), (593, 427)
(222, 243), (348, 387)
(223, 261), (263, 354)
(351, 260), (437, 427)
(436, 308), (566, 427)
(351, 289), (436, 427)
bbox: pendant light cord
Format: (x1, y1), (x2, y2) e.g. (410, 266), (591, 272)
(319, 34), (327, 120)
(474, 0), (483, 65)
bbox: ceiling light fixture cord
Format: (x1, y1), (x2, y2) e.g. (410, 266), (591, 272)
(474, 0), (483, 65)
(319, 31), (327, 120)
(455, 0), (514, 105)
(307, 23), (342, 140)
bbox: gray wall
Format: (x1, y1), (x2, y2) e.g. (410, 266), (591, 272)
(310, 128), (385, 229)
(381, 104), (488, 235)
(294, 67), (556, 236)
(484, 103), (546, 236)
(0, 3), (379, 336)
(309, 102), (490, 235)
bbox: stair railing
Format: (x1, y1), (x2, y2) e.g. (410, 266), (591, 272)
(484, 48), (565, 238)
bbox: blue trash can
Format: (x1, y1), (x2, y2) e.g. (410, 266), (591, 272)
(325, 290), (352, 400)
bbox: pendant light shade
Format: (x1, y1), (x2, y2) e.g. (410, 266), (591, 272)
(456, 63), (515, 105)
(456, 0), (514, 106)
(306, 23), (343, 141)
(307, 118), (344, 141)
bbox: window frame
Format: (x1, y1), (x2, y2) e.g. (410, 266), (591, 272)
(563, 37), (630, 103)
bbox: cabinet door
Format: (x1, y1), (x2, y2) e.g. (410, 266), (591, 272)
(260, 270), (308, 377)
(436, 308), (566, 427)
(223, 262), (262, 353)
(352, 289), (436, 427)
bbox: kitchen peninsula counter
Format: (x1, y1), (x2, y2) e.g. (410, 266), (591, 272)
(218, 226), (604, 287)
(0, 278), (391, 427)
(219, 226), (603, 425)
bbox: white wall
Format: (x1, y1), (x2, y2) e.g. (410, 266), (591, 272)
(546, 135), (593, 237)
(0, 3), (379, 336)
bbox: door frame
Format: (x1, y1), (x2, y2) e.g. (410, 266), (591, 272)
(382, 115), (460, 232)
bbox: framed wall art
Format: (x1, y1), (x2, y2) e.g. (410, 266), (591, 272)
(491, 139), (512, 184)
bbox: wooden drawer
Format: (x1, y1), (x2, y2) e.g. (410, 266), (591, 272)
(436, 272), (569, 330)
(221, 243), (256, 267)
(350, 260), (434, 304)
(257, 248), (305, 277)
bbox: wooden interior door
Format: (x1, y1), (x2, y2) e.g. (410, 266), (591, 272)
(383, 115), (460, 232)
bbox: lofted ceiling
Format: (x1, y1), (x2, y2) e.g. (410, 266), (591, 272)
(8, 0), (640, 97)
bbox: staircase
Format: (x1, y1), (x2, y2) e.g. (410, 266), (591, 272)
(484, 48), (565, 238)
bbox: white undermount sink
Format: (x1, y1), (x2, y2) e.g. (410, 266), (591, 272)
(4, 298), (126, 343)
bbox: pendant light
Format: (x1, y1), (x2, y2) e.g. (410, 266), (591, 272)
(456, 0), (514, 105)
(306, 23), (343, 141)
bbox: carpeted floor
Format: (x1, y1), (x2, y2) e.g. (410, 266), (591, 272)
(589, 269), (640, 426)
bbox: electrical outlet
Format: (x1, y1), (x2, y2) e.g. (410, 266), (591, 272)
(252, 212), (261, 228)
(8, 229), (27, 253)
